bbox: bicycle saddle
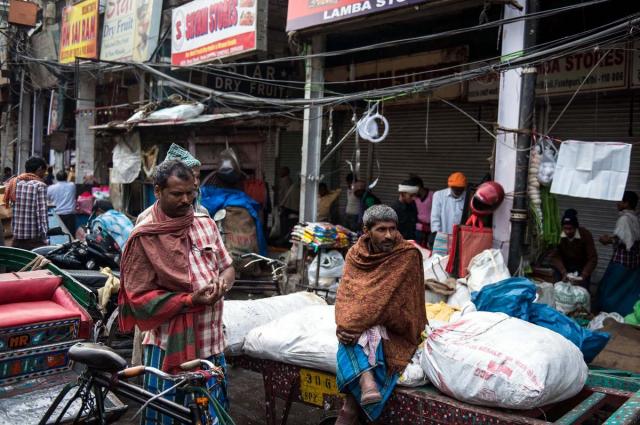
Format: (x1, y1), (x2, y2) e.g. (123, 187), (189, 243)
(69, 342), (128, 373)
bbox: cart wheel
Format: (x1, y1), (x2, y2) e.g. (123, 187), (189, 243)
(318, 417), (337, 425)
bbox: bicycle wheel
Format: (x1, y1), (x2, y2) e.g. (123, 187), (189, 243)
(39, 378), (126, 425)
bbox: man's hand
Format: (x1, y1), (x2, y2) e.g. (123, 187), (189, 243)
(191, 285), (217, 306)
(336, 329), (360, 345)
(208, 277), (228, 303)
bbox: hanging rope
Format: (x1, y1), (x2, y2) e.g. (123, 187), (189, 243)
(19, 255), (51, 272)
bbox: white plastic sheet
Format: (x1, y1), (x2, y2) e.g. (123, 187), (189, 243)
(551, 141), (631, 201)
(223, 292), (326, 355)
(111, 133), (141, 184)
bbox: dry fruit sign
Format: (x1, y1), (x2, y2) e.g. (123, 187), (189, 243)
(101, 0), (163, 62)
(172, 0), (258, 66)
(286, 0), (428, 31)
(59, 0), (99, 64)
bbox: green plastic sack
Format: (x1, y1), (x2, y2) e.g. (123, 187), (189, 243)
(624, 301), (640, 325)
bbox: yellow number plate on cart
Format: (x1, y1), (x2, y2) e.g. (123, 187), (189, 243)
(299, 368), (338, 406)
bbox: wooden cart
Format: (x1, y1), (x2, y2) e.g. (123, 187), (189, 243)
(230, 355), (640, 425)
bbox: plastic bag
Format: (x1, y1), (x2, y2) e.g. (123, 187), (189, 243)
(420, 311), (588, 409)
(535, 281), (556, 308)
(588, 312), (625, 330)
(398, 346), (428, 387)
(424, 254), (449, 284)
(308, 250), (345, 287)
(554, 281), (591, 314)
(466, 249), (511, 293)
(537, 138), (557, 186)
(473, 278), (610, 362)
(624, 300), (640, 325)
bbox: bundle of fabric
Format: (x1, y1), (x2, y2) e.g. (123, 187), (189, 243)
(291, 222), (358, 250)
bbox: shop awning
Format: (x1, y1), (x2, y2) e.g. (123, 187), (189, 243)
(89, 111), (261, 131)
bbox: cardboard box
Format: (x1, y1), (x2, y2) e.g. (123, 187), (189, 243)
(8, 0), (39, 27)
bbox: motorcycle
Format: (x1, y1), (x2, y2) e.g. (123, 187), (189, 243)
(33, 226), (121, 271)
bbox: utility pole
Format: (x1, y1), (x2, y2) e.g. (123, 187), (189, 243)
(299, 35), (325, 223)
(493, 0), (539, 273)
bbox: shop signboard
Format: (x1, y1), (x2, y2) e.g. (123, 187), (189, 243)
(207, 64), (302, 98)
(59, 0), (99, 64)
(101, 0), (163, 62)
(286, 0), (429, 31)
(468, 47), (628, 102)
(325, 46), (468, 99)
(171, 0), (265, 66)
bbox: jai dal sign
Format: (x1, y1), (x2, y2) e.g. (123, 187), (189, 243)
(171, 0), (263, 66)
(59, 0), (99, 64)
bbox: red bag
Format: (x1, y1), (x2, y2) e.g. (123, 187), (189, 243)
(446, 215), (493, 277)
(244, 179), (266, 206)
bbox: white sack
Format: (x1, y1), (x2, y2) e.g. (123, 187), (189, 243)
(424, 254), (450, 284)
(447, 283), (471, 308)
(243, 305), (338, 373)
(466, 249), (510, 293)
(588, 312), (625, 330)
(223, 292), (326, 355)
(308, 250), (345, 286)
(420, 311), (588, 409)
(554, 281), (591, 314)
(535, 281), (556, 308)
(550, 141), (631, 201)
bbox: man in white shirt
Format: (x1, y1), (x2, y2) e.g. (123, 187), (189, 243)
(430, 172), (468, 236)
(47, 170), (76, 233)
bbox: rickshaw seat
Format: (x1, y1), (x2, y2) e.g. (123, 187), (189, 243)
(68, 342), (128, 373)
(0, 270), (91, 338)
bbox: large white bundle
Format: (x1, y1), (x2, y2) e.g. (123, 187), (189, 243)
(243, 305), (338, 373)
(223, 292), (326, 355)
(554, 281), (590, 314)
(420, 311), (588, 409)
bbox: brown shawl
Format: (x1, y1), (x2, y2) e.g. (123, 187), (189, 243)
(335, 234), (427, 373)
(3, 173), (43, 207)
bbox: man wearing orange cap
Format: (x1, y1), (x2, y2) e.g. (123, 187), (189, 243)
(430, 172), (468, 237)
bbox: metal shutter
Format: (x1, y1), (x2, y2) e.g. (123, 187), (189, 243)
(337, 101), (497, 206)
(545, 92), (640, 280)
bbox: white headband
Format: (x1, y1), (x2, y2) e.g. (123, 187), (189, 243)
(398, 184), (419, 194)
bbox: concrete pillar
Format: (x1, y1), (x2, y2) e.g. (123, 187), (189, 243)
(1, 107), (15, 171)
(299, 35), (325, 223)
(17, 91), (32, 174)
(492, 3), (528, 262)
(75, 72), (96, 183)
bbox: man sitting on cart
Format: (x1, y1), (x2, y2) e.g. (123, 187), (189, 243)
(119, 160), (235, 425)
(335, 204), (427, 424)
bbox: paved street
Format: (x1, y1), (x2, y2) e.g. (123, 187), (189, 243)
(119, 364), (328, 425)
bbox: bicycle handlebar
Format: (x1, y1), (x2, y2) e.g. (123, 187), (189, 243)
(117, 360), (220, 382)
(239, 252), (285, 266)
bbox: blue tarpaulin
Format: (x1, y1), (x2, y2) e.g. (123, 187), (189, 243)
(472, 277), (610, 363)
(200, 186), (267, 256)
